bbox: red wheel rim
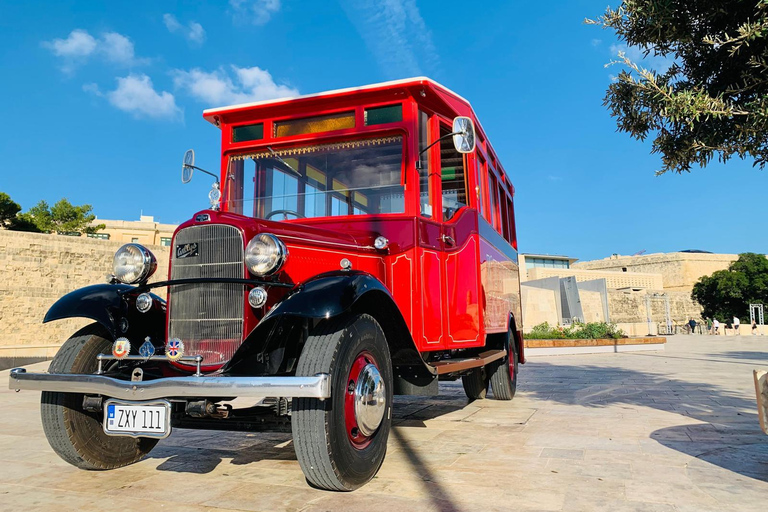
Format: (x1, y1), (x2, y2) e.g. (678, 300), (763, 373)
(344, 351), (380, 449)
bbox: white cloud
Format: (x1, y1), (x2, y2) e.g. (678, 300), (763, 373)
(230, 0), (281, 26)
(163, 13), (182, 32)
(164, 14), (206, 46)
(107, 74), (181, 120)
(101, 32), (144, 65)
(172, 65), (298, 105)
(43, 29), (146, 71)
(610, 43), (675, 74)
(43, 29), (97, 58)
(591, 38), (602, 47)
(339, 0), (440, 78)
(82, 82), (103, 96)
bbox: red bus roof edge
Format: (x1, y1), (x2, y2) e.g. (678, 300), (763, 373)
(202, 77), (471, 126)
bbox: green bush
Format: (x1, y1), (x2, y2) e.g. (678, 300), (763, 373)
(525, 321), (625, 339)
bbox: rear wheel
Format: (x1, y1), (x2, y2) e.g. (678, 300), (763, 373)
(40, 324), (158, 470)
(461, 368), (488, 400)
(292, 313), (393, 491)
(489, 330), (518, 401)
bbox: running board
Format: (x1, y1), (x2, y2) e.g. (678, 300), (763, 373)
(429, 349), (506, 375)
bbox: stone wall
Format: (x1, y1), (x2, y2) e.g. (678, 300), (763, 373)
(574, 252), (746, 291)
(528, 266), (664, 290)
(607, 289), (702, 325)
(0, 230), (169, 367)
(521, 285), (559, 330)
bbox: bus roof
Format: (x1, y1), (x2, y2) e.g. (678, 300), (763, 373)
(202, 77), (472, 125)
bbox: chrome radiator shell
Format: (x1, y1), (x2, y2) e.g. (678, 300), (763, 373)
(168, 224), (245, 366)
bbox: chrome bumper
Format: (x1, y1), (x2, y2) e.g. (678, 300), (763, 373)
(8, 368), (331, 401)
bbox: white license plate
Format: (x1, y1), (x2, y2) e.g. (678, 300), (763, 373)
(103, 399), (171, 439)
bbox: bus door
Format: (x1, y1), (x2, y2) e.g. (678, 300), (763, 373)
(417, 114), (482, 350)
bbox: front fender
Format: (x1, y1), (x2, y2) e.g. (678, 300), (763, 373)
(224, 271), (428, 381)
(44, 284), (166, 341)
(262, 270), (389, 321)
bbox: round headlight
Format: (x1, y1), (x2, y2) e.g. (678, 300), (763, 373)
(245, 234), (287, 276)
(113, 244), (157, 284)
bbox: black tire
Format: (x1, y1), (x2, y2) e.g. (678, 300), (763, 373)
(40, 323), (158, 470)
(461, 368), (488, 400)
(489, 330), (518, 401)
(292, 313), (393, 491)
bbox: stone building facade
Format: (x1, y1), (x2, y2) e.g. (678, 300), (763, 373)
(0, 230), (170, 369)
(573, 252), (742, 291)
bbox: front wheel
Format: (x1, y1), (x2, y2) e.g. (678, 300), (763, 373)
(40, 324), (158, 470)
(292, 313), (393, 491)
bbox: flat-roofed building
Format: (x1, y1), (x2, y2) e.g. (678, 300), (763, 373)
(88, 215), (177, 247)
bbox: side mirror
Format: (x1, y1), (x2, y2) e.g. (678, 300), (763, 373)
(452, 116), (476, 154)
(182, 149), (195, 183)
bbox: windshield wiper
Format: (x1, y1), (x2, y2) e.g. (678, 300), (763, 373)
(267, 146), (301, 176)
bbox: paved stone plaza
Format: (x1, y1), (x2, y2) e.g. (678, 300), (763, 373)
(2, 335), (767, 511)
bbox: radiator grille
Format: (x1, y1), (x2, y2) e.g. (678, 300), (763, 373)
(168, 224), (244, 366)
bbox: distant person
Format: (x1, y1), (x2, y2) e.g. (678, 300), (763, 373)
(706, 318), (713, 334)
(688, 318), (697, 334)
(713, 318), (720, 335)
(733, 316), (740, 335)
(754, 321), (759, 335)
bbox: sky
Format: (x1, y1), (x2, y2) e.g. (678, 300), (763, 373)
(0, 0), (764, 262)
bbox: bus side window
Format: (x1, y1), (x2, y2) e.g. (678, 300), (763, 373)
(440, 124), (468, 221)
(489, 172), (500, 230)
(418, 110), (432, 218)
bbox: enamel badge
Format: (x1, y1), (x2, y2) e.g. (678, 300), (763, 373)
(112, 338), (131, 359)
(139, 337), (156, 359)
(165, 338), (184, 362)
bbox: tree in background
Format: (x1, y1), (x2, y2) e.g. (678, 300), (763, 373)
(0, 192), (40, 232)
(588, 1), (768, 174)
(692, 253), (768, 320)
(18, 199), (105, 234)
(0, 192), (21, 227)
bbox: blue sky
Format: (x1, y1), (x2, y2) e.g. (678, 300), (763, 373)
(0, 0), (764, 262)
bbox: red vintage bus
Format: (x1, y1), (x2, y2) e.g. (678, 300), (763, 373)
(11, 77), (523, 491)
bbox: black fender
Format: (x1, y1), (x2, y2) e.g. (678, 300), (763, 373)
(44, 284), (167, 343)
(224, 271), (437, 394)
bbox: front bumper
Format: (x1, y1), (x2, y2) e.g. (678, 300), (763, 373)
(8, 368), (331, 401)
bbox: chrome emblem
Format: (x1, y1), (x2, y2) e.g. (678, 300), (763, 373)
(139, 337), (156, 359)
(195, 213), (211, 222)
(176, 242), (199, 259)
(112, 338), (131, 359)
(166, 338), (184, 362)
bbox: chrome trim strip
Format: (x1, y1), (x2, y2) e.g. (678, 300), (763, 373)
(9, 368), (331, 400)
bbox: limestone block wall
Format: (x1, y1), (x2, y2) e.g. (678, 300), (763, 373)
(521, 285), (559, 330)
(574, 252), (745, 291)
(607, 289), (702, 325)
(579, 290), (605, 323)
(0, 230), (170, 363)
(528, 267), (664, 290)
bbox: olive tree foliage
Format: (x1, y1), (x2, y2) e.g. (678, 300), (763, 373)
(18, 199), (106, 234)
(587, 1), (768, 174)
(692, 253), (768, 321)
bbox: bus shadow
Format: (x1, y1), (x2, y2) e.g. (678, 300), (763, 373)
(521, 359), (768, 482)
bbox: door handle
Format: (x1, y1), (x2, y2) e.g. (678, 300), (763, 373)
(440, 234), (455, 246)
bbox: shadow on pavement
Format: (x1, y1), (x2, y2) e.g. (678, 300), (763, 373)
(521, 358), (768, 482)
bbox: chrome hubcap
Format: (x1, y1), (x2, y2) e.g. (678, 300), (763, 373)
(354, 363), (386, 437)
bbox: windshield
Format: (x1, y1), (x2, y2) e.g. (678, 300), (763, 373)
(223, 136), (405, 220)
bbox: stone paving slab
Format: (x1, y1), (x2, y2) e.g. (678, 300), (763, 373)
(1, 335), (768, 511)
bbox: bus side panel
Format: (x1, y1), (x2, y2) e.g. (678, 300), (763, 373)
(479, 236), (522, 335)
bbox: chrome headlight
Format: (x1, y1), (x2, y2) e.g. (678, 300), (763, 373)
(245, 234), (287, 276)
(113, 244), (157, 284)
